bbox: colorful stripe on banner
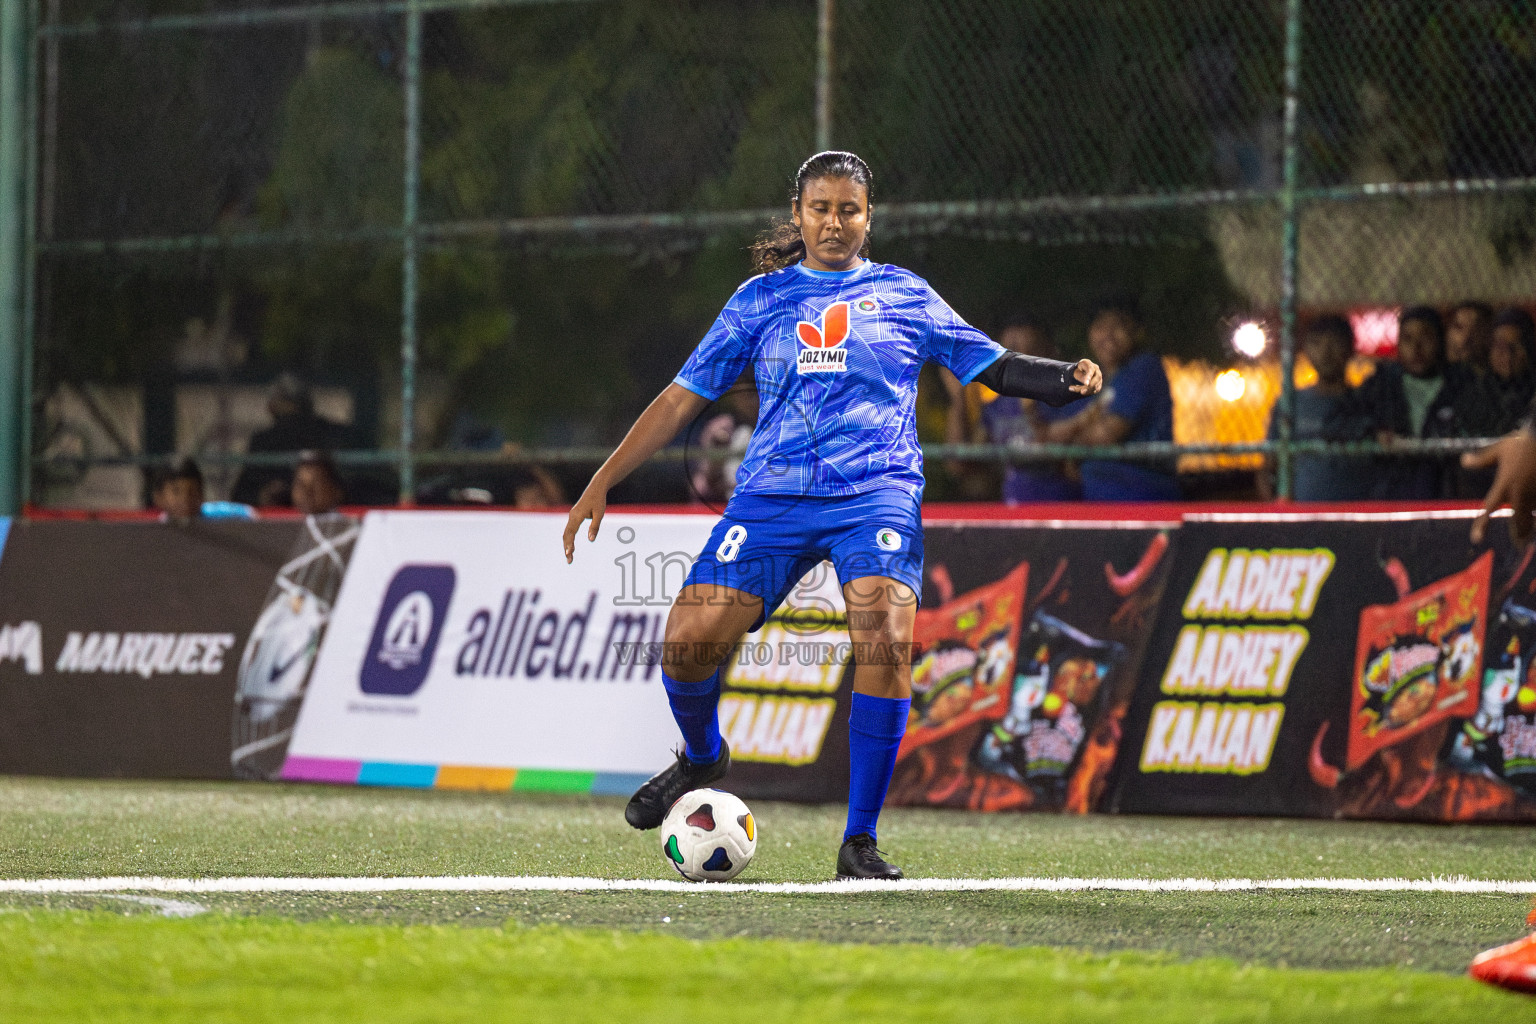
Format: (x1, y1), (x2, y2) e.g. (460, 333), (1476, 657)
(356, 762), (436, 788)
(278, 756), (648, 797)
(434, 766), (516, 792)
(279, 756), (361, 784)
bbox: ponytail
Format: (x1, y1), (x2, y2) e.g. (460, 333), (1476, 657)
(749, 220), (807, 274)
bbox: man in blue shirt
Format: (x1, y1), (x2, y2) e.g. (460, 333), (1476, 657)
(1261, 315), (1375, 500)
(946, 314), (1085, 502)
(1040, 298), (1180, 501)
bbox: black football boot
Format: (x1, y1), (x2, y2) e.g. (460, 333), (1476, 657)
(623, 741), (732, 830)
(836, 833), (904, 880)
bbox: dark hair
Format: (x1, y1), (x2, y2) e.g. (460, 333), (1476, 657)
(153, 456), (203, 492)
(1494, 307), (1536, 364)
(1450, 300), (1494, 322)
(1303, 314), (1355, 350)
(295, 449), (342, 490)
(1089, 293), (1143, 326)
(749, 151), (873, 274)
(1399, 305), (1445, 345)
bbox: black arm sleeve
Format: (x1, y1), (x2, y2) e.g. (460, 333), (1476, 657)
(971, 352), (1081, 407)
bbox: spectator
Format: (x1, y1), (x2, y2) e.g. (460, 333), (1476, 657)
(1452, 308), (1536, 498)
(1042, 298), (1179, 501)
(1486, 308), (1536, 434)
(232, 373), (351, 506)
(291, 450), (345, 516)
(1357, 306), (1471, 498)
(936, 360), (993, 500)
(1446, 301), (1494, 371)
(149, 458), (256, 520)
(946, 314), (1083, 503)
(1262, 315), (1374, 501)
(508, 462), (566, 509)
(690, 374), (758, 506)
(151, 457), (205, 522)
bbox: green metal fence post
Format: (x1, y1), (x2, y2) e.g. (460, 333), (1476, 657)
(0, 0), (29, 516)
(399, 1), (422, 505)
(21, 0), (41, 508)
(815, 0), (833, 151)
(1275, 0), (1303, 501)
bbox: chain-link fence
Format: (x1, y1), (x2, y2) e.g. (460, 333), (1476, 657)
(7, 0), (1536, 510)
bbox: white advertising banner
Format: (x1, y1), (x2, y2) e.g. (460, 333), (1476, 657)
(283, 510), (726, 788)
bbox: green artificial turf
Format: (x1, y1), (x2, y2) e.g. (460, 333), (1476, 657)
(0, 911), (1523, 1024)
(4, 888), (1522, 974)
(0, 776), (1530, 882)
(0, 773), (1532, 1017)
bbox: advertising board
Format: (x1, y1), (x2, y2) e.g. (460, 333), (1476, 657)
(282, 511), (719, 793)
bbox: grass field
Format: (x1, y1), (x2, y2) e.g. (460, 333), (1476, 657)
(0, 776), (1531, 1021)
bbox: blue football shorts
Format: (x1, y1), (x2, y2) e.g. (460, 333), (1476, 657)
(682, 488), (925, 632)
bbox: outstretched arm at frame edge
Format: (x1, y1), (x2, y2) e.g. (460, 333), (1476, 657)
(1466, 415), (1536, 548)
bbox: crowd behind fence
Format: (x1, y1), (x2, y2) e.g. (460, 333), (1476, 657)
(4, 0), (1536, 512)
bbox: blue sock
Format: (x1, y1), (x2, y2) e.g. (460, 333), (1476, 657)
(663, 668), (723, 765)
(844, 692), (911, 844)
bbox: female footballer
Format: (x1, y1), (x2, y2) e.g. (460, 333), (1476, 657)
(562, 151), (1101, 879)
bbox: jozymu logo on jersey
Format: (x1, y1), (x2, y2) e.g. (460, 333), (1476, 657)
(360, 564), (456, 696)
(796, 301), (850, 375)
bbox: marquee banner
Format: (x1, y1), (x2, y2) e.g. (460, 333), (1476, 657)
(0, 519), (304, 778)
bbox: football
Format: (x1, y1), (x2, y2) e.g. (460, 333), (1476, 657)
(660, 788), (757, 882)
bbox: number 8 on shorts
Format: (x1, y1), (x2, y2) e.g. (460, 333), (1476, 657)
(716, 524), (748, 563)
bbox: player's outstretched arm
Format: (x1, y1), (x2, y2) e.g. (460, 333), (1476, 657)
(973, 352), (1102, 406)
(563, 383), (710, 563)
(1465, 426), (1536, 546)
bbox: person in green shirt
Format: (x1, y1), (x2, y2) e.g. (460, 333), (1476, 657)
(1356, 306), (1473, 499)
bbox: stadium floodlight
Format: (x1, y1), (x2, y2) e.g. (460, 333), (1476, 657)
(1232, 321), (1268, 359)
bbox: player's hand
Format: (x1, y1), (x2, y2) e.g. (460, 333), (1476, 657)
(1465, 429), (1536, 546)
(1070, 359), (1102, 396)
(563, 486), (607, 563)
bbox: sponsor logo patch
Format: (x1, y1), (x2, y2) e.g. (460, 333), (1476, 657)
(796, 301), (851, 375)
(360, 564), (456, 696)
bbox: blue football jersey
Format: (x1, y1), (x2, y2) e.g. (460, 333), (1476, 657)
(673, 260), (1006, 497)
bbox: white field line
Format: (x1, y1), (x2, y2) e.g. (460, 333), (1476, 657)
(2, 875), (1534, 896)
